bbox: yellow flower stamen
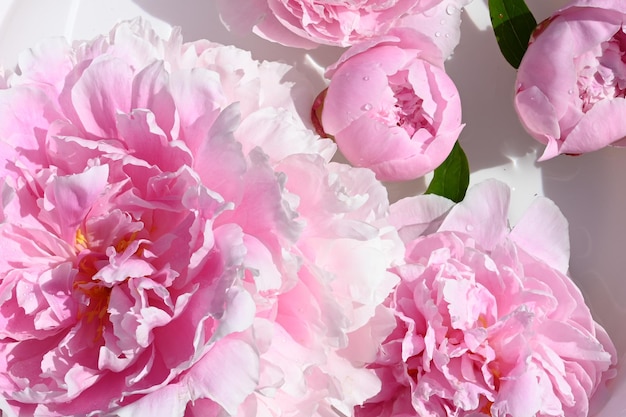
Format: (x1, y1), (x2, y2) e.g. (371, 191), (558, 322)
(75, 228), (88, 249)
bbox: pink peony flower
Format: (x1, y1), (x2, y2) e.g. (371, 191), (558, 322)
(316, 28), (464, 182)
(515, 0), (626, 160)
(357, 180), (617, 417)
(216, 0), (444, 48)
(0, 19), (403, 416)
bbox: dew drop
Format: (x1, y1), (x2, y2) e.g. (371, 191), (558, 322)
(445, 33), (450, 38)
(363, 75), (370, 81)
(362, 103), (373, 111)
(435, 31), (441, 37)
(568, 89), (574, 94)
(446, 4), (456, 15)
(440, 19), (446, 25)
(466, 224), (474, 232)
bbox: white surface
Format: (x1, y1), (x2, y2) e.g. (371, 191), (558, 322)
(0, 0), (623, 376)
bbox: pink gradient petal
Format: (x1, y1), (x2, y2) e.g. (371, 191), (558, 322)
(509, 197), (570, 273)
(561, 98), (626, 154)
(184, 337), (259, 414)
(69, 57), (133, 138)
(115, 383), (189, 417)
(440, 179), (510, 250)
(43, 165), (109, 242)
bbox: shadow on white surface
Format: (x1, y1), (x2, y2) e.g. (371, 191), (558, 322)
(541, 149), (626, 357)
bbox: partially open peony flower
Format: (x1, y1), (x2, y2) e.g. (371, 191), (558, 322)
(515, 0), (626, 160)
(216, 0), (445, 48)
(0, 19), (403, 416)
(316, 28), (463, 182)
(357, 180), (617, 416)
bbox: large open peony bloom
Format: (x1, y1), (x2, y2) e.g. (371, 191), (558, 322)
(216, 0), (445, 48)
(357, 180), (617, 416)
(0, 19), (402, 416)
(515, 0), (626, 160)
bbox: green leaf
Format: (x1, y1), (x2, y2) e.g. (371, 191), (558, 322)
(425, 141), (469, 203)
(489, 0), (537, 69)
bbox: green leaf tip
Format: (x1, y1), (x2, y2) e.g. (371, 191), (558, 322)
(425, 141), (469, 203)
(488, 0), (537, 69)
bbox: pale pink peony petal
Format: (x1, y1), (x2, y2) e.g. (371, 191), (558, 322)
(561, 98), (626, 154)
(389, 193), (455, 242)
(184, 337), (259, 414)
(114, 383), (190, 417)
(42, 165), (110, 242)
(69, 57), (133, 138)
(439, 179), (510, 250)
(509, 197), (570, 273)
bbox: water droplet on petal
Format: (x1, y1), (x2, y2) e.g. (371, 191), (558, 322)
(466, 224), (474, 232)
(445, 33), (450, 38)
(363, 75), (370, 81)
(362, 103), (373, 111)
(568, 89), (574, 94)
(440, 19), (446, 25)
(446, 4), (456, 15)
(435, 32), (441, 37)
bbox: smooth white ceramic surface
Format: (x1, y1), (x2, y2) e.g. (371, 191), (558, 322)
(0, 0), (624, 399)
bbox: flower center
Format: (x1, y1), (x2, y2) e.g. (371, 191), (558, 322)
(406, 354), (421, 383)
(388, 70), (435, 138)
(576, 28), (626, 112)
(479, 399), (494, 416)
(72, 227), (139, 341)
(73, 279), (112, 340)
